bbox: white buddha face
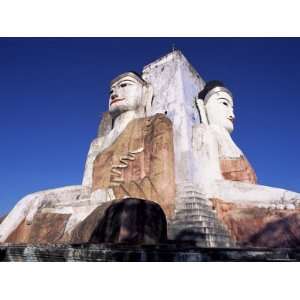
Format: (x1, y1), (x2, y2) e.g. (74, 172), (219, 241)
(109, 75), (143, 117)
(205, 90), (235, 133)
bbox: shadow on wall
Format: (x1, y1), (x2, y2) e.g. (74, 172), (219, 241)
(172, 229), (204, 246)
(244, 213), (300, 248)
(71, 198), (168, 245)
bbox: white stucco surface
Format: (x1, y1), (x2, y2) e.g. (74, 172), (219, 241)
(142, 50), (205, 186)
(2, 50), (300, 244)
(192, 82), (300, 209)
(0, 185), (83, 242)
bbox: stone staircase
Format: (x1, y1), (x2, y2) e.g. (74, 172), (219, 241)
(168, 183), (234, 248)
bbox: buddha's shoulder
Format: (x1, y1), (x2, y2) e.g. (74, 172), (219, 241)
(89, 136), (105, 149)
(193, 123), (215, 134)
(192, 124), (221, 143)
(146, 113), (172, 127)
(124, 114), (172, 132)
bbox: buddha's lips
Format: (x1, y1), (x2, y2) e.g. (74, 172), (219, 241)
(228, 117), (234, 123)
(110, 98), (125, 106)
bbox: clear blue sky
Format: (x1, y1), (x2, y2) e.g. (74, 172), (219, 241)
(0, 38), (300, 215)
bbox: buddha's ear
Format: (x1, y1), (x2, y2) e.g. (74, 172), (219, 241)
(142, 83), (154, 117)
(195, 98), (209, 125)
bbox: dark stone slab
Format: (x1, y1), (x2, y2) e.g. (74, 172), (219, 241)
(1, 243), (300, 262)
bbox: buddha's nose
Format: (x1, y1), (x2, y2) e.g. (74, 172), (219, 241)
(111, 93), (118, 100)
(228, 114), (235, 122)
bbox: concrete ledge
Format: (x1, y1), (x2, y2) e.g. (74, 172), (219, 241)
(1, 243), (300, 262)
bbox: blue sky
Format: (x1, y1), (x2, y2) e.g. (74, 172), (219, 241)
(0, 38), (300, 215)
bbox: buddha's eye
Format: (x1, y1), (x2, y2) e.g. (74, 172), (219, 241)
(120, 83), (127, 88)
(110, 90), (113, 95)
(223, 102), (228, 106)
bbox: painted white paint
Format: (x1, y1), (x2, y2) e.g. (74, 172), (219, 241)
(0, 185), (84, 242)
(0, 72), (151, 241)
(1, 50), (300, 243)
(193, 83), (300, 208)
(142, 50), (205, 189)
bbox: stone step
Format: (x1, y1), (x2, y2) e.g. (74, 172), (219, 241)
(198, 235), (233, 245)
(170, 225), (231, 239)
(204, 240), (234, 248)
(175, 212), (218, 219)
(176, 187), (205, 192)
(167, 230), (234, 248)
(175, 212), (216, 221)
(205, 237), (234, 247)
(176, 204), (211, 211)
(175, 203), (212, 211)
(174, 217), (218, 227)
(175, 206), (216, 213)
(176, 198), (212, 205)
(171, 187), (234, 247)
(176, 183), (203, 189)
(193, 227), (229, 236)
(171, 232), (233, 247)
(171, 219), (228, 230)
(176, 191), (207, 198)
(175, 210), (217, 219)
(175, 193), (207, 203)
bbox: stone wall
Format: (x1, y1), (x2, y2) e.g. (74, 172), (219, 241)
(211, 198), (300, 248)
(1, 243), (299, 262)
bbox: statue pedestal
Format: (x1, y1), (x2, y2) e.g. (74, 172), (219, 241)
(1, 243), (299, 262)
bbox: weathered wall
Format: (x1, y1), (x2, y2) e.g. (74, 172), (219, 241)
(1, 243), (300, 262)
(142, 50), (205, 186)
(211, 198), (300, 248)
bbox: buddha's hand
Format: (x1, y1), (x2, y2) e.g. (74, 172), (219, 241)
(258, 191), (300, 210)
(90, 188), (115, 204)
(281, 190), (300, 209)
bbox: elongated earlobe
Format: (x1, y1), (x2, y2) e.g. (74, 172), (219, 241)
(142, 84), (154, 117)
(195, 98), (209, 125)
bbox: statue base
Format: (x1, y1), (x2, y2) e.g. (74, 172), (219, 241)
(1, 243), (300, 262)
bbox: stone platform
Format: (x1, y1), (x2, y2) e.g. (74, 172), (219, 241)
(1, 243), (300, 262)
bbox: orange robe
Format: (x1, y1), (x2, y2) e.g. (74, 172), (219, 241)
(220, 156), (257, 184)
(92, 114), (176, 219)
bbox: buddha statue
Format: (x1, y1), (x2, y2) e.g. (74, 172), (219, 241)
(83, 72), (176, 219)
(0, 72), (176, 243)
(193, 80), (300, 209)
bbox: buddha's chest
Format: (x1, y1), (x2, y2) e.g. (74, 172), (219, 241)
(219, 156), (257, 184)
(92, 119), (153, 190)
